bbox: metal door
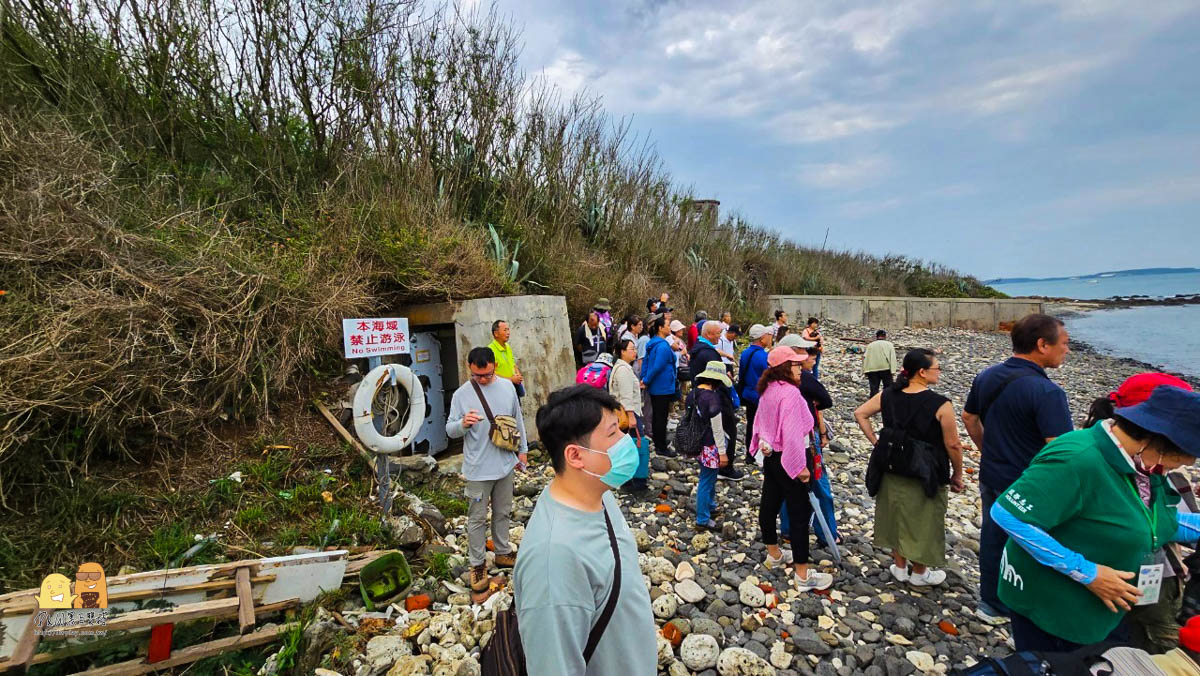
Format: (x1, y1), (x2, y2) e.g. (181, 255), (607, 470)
(409, 332), (448, 456)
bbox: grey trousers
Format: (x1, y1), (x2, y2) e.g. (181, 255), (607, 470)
(465, 470), (515, 567)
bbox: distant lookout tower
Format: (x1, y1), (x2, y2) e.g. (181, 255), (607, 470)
(682, 199), (720, 230)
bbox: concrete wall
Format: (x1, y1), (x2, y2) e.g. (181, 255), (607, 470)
(402, 295), (575, 441)
(769, 295), (1045, 331)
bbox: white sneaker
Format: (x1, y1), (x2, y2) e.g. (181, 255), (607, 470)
(889, 564), (909, 583)
(794, 570), (833, 592)
(908, 568), (947, 586)
(764, 549), (794, 569)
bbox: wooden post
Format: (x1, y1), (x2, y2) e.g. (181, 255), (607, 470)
(235, 567), (255, 635)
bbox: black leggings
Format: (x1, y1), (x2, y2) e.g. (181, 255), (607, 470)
(759, 452), (814, 563)
(650, 394), (674, 454)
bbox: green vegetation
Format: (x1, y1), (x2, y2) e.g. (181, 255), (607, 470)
(0, 441), (398, 590)
(0, 0), (1002, 487)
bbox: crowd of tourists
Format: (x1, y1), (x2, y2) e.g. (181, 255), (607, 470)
(446, 297), (1200, 673)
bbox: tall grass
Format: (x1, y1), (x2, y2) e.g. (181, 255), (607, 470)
(0, 0), (1000, 489)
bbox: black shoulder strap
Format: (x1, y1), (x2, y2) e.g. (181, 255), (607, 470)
(470, 378), (496, 424)
(979, 370), (1042, 423)
(583, 509), (621, 663)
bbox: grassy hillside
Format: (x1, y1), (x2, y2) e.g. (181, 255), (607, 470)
(0, 0), (1001, 487)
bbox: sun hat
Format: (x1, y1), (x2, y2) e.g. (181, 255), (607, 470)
(695, 361), (732, 387)
(594, 298), (612, 311)
(767, 346), (808, 368)
(1113, 386), (1200, 457)
(748, 324), (769, 340)
(1110, 372), (1193, 407)
(778, 334), (817, 349)
(669, 319), (686, 333)
(595, 352), (615, 367)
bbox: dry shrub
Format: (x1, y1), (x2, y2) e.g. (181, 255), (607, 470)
(0, 115), (376, 486)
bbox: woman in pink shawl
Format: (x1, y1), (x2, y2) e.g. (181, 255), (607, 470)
(749, 346), (834, 591)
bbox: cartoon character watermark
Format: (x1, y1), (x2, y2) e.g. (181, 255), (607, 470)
(33, 562), (110, 637)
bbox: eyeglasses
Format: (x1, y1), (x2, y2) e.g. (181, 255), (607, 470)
(470, 371), (496, 381)
(76, 571), (102, 581)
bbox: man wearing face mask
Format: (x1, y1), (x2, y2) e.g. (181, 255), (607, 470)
(513, 385), (656, 674)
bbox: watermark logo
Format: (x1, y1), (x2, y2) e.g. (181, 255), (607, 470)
(33, 562), (110, 637)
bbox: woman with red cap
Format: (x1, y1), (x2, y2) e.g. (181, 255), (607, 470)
(1085, 373), (1197, 654)
(992, 380), (1200, 652)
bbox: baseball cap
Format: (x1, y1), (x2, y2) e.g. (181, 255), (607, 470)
(748, 324), (768, 340)
(778, 334), (817, 349)
(767, 346), (807, 368)
(1110, 372), (1193, 408)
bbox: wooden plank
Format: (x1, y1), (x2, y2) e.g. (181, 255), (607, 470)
(16, 599), (299, 669)
(40, 599), (240, 641)
(5, 612), (40, 668)
(314, 399), (376, 468)
(235, 568), (255, 635)
(0, 575), (277, 615)
(68, 622), (297, 676)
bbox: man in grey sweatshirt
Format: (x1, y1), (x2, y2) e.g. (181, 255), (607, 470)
(446, 347), (528, 593)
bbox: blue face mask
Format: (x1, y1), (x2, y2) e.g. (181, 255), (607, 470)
(579, 435), (640, 489)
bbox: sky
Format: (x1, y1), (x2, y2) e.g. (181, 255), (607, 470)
(493, 0), (1200, 280)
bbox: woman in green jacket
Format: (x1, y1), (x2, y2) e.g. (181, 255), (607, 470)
(993, 385), (1200, 651)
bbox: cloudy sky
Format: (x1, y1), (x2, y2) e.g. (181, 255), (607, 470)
(498, 0), (1200, 280)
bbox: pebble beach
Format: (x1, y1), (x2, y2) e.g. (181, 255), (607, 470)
(297, 321), (1171, 676)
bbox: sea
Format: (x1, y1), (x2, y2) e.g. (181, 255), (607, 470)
(990, 272), (1200, 378)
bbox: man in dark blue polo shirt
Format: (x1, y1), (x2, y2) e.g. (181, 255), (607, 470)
(962, 314), (1074, 625)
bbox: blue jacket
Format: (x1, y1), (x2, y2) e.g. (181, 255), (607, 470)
(641, 336), (677, 396)
(738, 344), (769, 404)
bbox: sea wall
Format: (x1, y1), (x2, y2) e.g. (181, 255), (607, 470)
(769, 295), (1044, 331)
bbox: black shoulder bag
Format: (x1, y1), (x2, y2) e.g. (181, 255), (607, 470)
(865, 390), (949, 498)
(481, 509), (622, 675)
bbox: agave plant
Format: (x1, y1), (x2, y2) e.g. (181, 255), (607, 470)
(486, 223), (544, 289)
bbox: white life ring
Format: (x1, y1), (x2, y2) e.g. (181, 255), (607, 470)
(353, 363), (425, 454)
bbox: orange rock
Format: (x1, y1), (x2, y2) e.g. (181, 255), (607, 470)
(486, 539), (495, 551)
(405, 594), (431, 611)
(661, 622), (683, 646)
(965, 467), (975, 475)
(757, 583), (774, 593)
(655, 504), (673, 513)
(938, 620), (959, 636)
(781, 631), (790, 640)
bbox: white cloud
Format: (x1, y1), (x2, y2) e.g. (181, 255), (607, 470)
(947, 58), (1105, 116)
(1051, 175), (1200, 212)
(770, 103), (900, 143)
(799, 155), (890, 188)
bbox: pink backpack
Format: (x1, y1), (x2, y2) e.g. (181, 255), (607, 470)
(576, 362), (612, 389)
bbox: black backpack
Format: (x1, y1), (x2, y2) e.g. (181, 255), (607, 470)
(673, 392), (708, 457)
(865, 390), (949, 498)
(952, 642), (1144, 676)
(480, 510), (622, 675)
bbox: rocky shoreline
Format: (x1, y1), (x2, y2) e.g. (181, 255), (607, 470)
(293, 321), (1161, 676)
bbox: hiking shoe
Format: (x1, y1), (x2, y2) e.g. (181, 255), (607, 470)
(764, 549), (794, 569)
(657, 449), (679, 458)
(794, 570), (834, 592)
(494, 552), (516, 568)
(976, 603), (1011, 625)
(888, 564), (910, 583)
(694, 520), (720, 533)
(909, 568), (947, 587)
(470, 565), (489, 593)
(718, 467), (746, 482)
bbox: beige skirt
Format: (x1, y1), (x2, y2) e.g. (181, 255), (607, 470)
(873, 473), (949, 567)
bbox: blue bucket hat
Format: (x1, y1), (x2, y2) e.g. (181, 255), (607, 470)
(1114, 386), (1200, 457)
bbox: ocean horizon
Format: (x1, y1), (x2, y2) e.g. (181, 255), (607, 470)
(991, 271), (1200, 378)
